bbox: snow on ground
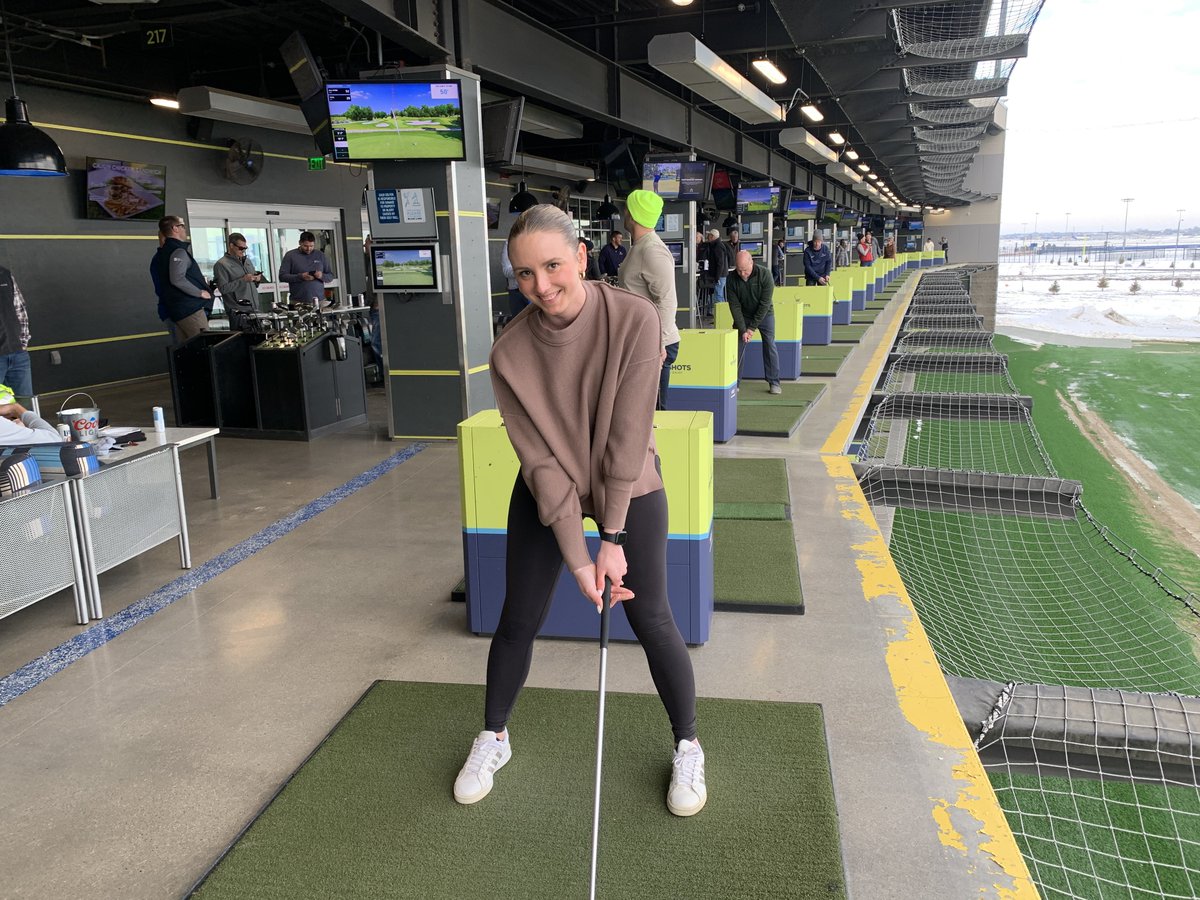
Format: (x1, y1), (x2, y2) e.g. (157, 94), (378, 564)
(995, 251), (1200, 343)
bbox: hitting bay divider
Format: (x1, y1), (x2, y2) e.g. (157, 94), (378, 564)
(187, 682), (847, 900)
(457, 409), (714, 644)
(666, 328), (739, 442)
(855, 264), (1200, 899)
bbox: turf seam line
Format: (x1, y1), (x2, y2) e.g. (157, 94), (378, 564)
(0, 444), (428, 709)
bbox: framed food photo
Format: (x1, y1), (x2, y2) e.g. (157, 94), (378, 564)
(85, 158), (166, 221)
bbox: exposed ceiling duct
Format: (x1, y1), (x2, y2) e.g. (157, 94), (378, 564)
(176, 86), (310, 135)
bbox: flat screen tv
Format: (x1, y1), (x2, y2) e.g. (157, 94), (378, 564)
(822, 205), (842, 224)
(736, 185), (778, 214)
(327, 81), (465, 161)
(741, 240), (763, 256)
(788, 198), (820, 221)
(371, 244), (442, 293)
(85, 157), (166, 221)
(905, 220), (925, 232)
(664, 240), (684, 267)
(480, 96), (524, 167)
(678, 161), (710, 202)
(786, 240), (805, 253)
(711, 167), (735, 211)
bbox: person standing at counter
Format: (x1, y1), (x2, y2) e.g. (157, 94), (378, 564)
(154, 216), (212, 344)
(212, 233), (264, 325)
(803, 233), (832, 286)
(598, 230), (627, 278)
(279, 231), (334, 308)
(618, 190), (680, 410)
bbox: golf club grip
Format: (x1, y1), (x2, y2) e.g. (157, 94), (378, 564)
(600, 577), (612, 647)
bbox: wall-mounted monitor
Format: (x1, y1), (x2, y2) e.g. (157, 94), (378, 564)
(711, 167), (735, 211)
(776, 186), (793, 216)
(822, 205), (842, 223)
(664, 240), (684, 267)
(480, 96), (524, 167)
(741, 241), (763, 256)
(642, 159), (713, 202)
(371, 244), (442, 293)
(905, 219), (925, 232)
(785, 240), (805, 253)
(85, 158), (166, 221)
(736, 185), (779, 214)
(678, 161), (711, 202)
(788, 198), (820, 221)
(327, 81), (465, 161)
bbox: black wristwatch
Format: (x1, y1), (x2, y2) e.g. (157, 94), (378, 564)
(599, 529), (628, 546)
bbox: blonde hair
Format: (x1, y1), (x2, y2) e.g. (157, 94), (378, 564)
(508, 204), (576, 248)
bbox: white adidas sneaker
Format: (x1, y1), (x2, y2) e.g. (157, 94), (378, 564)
(667, 738), (707, 817)
(453, 730), (512, 805)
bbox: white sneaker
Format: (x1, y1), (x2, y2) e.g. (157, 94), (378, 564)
(667, 739), (707, 817)
(453, 731), (512, 804)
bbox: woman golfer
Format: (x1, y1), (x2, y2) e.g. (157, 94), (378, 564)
(453, 204), (706, 817)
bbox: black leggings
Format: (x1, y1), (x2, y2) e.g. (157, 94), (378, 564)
(485, 474), (698, 744)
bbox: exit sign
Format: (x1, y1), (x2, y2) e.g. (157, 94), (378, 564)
(308, 156), (327, 171)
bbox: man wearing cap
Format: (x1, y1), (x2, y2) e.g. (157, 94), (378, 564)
(705, 229), (731, 304)
(803, 232), (832, 286)
(727, 250), (781, 395)
(619, 190), (680, 410)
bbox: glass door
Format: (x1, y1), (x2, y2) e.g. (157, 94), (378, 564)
(226, 225), (272, 311)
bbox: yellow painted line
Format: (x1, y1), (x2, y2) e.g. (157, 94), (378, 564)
(389, 369), (459, 376)
(29, 331), (168, 351)
(822, 454), (1038, 898)
(0, 234), (156, 240)
(820, 275), (915, 455)
(37, 121), (350, 165)
(37, 372), (169, 399)
(435, 210), (486, 218)
(467, 364), (490, 375)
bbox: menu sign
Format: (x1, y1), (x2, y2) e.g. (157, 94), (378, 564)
(85, 158), (166, 222)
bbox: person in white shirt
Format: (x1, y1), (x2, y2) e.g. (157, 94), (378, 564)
(0, 399), (61, 445)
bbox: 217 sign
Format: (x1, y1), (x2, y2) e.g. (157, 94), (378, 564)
(144, 26), (173, 48)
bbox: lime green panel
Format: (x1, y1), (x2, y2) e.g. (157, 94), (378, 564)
(673, 328), (738, 387)
(714, 295), (802, 343)
(457, 409), (714, 536)
(792, 285), (834, 316)
(828, 270), (854, 303)
(849, 266), (868, 292)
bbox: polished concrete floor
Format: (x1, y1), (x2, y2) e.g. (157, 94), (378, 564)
(0, 287), (1026, 899)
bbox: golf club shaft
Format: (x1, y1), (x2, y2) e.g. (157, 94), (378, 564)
(588, 578), (612, 900)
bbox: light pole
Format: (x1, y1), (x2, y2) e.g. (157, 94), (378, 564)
(1174, 208), (1185, 268)
(1120, 197), (1134, 261)
(1033, 211), (1040, 265)
(1022, 222), (1028, 264)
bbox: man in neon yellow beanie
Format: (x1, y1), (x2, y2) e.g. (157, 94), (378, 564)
(619, 190), (680, 409)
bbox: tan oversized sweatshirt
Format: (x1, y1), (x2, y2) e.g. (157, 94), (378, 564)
(490, 280), (663, 572)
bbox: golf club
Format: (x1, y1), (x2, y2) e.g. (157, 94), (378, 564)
(588, 576), (612, 900)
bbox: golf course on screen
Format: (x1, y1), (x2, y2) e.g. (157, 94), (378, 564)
(375, 250), (435, 288)
(330, 82), (464, 159)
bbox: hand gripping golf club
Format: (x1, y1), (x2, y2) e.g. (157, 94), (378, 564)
(588, 577), (612, 900)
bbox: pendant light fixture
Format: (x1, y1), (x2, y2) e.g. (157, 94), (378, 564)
(0, 1), (67, 177)
(595, 157), (618, 219)
(509, 179), (537, 213)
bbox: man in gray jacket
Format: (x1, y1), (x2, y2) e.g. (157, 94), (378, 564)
(279, 231), (334, 307)
(212, 233), (264, 325)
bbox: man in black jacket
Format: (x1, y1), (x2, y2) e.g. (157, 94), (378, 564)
(154, 216), (212, 343)
(803, 233), (833, 286)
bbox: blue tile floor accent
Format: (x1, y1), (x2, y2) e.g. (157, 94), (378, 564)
(0, 443), (428, 708)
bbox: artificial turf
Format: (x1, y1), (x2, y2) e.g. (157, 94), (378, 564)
(713, 458), (790, 520)
(734, 404), (808, 437)
(991, 772), (1200, 900)
(881, 418), (1056, 476)
(831, 324), (871, 343)
(713, 519), (804, 612)
(189, 682), (844, 899)
(737, 381), (827, 406)
(850, 312), (878, 324)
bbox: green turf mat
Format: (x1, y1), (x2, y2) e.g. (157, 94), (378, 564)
(866, 302), (888, 310)
(735, 405), (808, 437)
(713, 457), (790, 507)
(802, 344), (854, 361)
(713, 519), (804, 612)
(850, 313), (878, 324)
(190, 682), (843, 899)
(831, 324), (871, 343)
(799, 358), (846, 377)
(714, 502), (788, 519)
(738, 381), (827, 406)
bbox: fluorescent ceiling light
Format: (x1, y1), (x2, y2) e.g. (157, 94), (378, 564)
(649, 33), (785, 125)
(827, 131), (845, 145)
(857, 164), (870, 173)
(752, 59), (787, 85)
(778, 127), (838, 165)
(844, 148), (859, 160)
(868, 173), (879, 180)
(800, 104), (823, 122)
(150, 97), (179, 109)
(671, 0), (694, 5)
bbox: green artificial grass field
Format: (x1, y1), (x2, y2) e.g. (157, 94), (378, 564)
(907, 371), (1018, 394)
(886, 418), (1055, 475)
(999, 336), (1200, 595)
(713, 458), (790, 520)
(991, 773), (1200, 900)
(190, 682), (843, 899)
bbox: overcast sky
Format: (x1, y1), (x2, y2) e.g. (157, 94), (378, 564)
(1000, 0), (1200, 235)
